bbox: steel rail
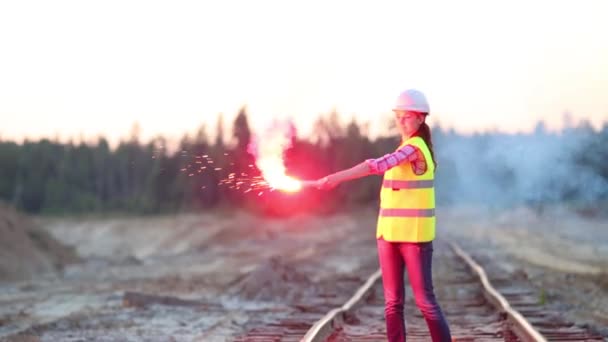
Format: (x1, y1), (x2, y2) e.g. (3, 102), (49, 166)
(449, 242), (547, 342)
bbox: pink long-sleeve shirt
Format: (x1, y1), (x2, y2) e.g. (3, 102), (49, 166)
(365, 144), (428, 175)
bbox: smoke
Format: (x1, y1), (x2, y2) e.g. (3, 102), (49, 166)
(247, 119), (301, 192)
(433, 125), (608, 207)
(247, 119), (295, 161)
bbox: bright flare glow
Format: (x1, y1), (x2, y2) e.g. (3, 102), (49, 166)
(257, 157), (302, 192)
(248, 120), (302, 192)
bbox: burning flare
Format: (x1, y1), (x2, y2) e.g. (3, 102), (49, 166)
(248, 120), (303, 192)
(257, 156), (302, 192)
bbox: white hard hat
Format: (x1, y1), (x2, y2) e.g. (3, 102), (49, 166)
(394, 89), (430, 114)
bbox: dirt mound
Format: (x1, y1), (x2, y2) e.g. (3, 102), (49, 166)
(230, 256), (313, 301)
(0, 202), (78, 283)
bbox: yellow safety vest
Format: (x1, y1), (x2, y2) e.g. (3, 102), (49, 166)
(376, 136), (436, 242)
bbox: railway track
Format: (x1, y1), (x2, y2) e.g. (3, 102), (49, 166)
(234, 240), (604, 342)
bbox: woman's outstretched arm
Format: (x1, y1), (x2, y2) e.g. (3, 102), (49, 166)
(319, 161), (372, 188)
(316, 144), (421, 189)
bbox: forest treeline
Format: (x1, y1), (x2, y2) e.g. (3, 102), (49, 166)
(1, 108), (607, 216)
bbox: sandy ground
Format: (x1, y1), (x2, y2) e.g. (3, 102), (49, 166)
(0, 209), (380, 341)
(1, 204), (607, 341)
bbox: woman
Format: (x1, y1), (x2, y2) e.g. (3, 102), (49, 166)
(314, 89), (452, 342)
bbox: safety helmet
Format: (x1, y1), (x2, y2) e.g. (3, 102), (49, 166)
(393, 89), (430, 115)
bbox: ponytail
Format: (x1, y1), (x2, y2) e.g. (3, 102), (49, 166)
(414, 121), (437, 170)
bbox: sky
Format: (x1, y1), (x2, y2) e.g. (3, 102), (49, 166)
(1, 0), (607, 147)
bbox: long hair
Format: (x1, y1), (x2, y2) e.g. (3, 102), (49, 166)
(412, 116), (437, 170)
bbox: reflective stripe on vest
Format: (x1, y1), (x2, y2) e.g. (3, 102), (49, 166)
(382, 179), (434, 189)
(379, 208), (435, 217)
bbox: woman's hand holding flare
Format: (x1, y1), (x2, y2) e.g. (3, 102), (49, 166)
(315, 176), (337, 190)
(299, 177), (336, 190)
